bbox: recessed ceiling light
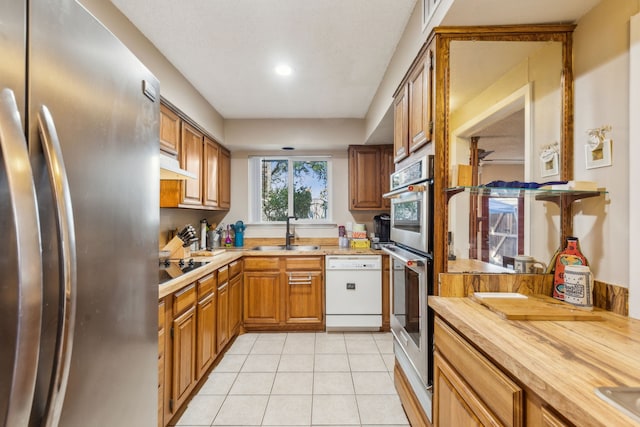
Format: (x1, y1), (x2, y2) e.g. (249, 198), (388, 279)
(274, 64), (293, 76)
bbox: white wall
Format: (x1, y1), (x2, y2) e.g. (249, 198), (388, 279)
(572, 0), (640, 289)
(80, 0), (225, 141)
(223, 119), (385, 240)
(364, 0), (454, 142)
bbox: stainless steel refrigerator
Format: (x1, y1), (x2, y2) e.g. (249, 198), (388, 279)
(1, 0), (159, 425)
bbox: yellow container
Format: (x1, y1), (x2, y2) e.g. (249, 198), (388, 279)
(350, 239), (371, 249)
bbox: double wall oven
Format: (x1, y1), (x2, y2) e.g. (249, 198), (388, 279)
(382, 155), (434, 420)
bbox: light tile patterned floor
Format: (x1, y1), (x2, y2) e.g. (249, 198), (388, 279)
(172, 332), (409, 427)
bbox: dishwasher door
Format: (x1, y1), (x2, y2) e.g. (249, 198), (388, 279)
(325, 255), (382, 330)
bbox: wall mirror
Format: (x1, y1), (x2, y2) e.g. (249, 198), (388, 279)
(434, 26), (575, 274)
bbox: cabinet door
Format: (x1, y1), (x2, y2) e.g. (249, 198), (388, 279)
(158, 300), (165, 427)
(381, 145), (394, 210)
(425, 44), (435, 144)
(283, 271), (323, 326)
(434, 318), (523, 426)
(172, 306), (197, 410)
(228, 273), (242, 337)
(160, 103), (180, 156)
(408, 58), (428, 152)
(181, 123), (203, 205)
(203, 137), (220, 208)
(216, 283), (229, 352)
(433, 351), (485, 426)
(243, 271), (281, 327)
(196, 292), (216, 378)
(349, 145), (382, 210)
(219, 148), (231, 209)
(393, 86), (409, 162)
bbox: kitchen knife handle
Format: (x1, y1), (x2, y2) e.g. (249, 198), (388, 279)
(0, 88), (43, 426)
(37, 105), (77, 427)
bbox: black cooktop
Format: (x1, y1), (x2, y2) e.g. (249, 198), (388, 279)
(159, 259), (209, 284)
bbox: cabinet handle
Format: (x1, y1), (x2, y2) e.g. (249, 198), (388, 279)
(288, 273), (312, 285)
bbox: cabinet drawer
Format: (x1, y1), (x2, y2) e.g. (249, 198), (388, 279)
(285, 256), (323, 271)
(217, 265), (229, 285)
(173, 284), (196, 316)
(244, 257), (280, 271)
(434, 317), (523, 427)
(197, 273), (216, 299)
(229, 260), (242, 278)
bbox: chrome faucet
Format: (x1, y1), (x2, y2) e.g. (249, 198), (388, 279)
(285, 215), (297, 249)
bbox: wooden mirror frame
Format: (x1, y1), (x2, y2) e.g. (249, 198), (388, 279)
(432, 25), (576, 281)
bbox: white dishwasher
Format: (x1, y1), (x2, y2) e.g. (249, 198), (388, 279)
(325, 255), (382, 331)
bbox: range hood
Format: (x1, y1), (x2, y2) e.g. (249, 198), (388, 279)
(160, 154), (196, 180)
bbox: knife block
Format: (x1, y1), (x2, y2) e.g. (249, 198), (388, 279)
(161, 236), (190, 259)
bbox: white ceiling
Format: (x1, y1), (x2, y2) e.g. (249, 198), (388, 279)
(110, 0), (600, 132)
(109, 0), (417, 119)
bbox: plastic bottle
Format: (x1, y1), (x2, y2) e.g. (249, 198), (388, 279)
(199, 219), (208, 250)
(552, 237), (588, 301)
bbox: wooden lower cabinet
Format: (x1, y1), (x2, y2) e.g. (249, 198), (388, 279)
(432, 315), (579, 427)
(216, 280), (229, 352)
(381, 255), (390, 332)
(161, 260), (243, 427)
(243, 256), (324, 331)
(196, 273), (217, 379)
(171, 285), (197, 412)
(228, 270), (242, 336)
(158, 300), (165, 427)
(243, 271), (280, 327)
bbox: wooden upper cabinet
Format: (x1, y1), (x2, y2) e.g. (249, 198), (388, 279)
(203, 137), (220, 207)
(180, 123), (204, 205)
(159, 101), (231, 211)
(349, 145), (381, 210)
(393, 40), (435, 162)
(425, 46), (435, 144)
(381, 146), (394, 210)
(408, 56), (428, 152)
(348, 145), (392, 211)
(393, 86), (409, 162)
(219, 148), (231, 209)
(160, 103), (180, 156)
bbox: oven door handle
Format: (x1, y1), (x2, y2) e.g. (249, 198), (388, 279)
(383, 179), (431, 199)
(382, 246), (427, 272)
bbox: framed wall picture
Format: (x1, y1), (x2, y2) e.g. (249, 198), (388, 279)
(540, 152), (559, 177)
(585, 139), (612, 169)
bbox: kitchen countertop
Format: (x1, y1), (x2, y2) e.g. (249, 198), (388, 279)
(159, 246), (384, 299)
(429, 296), (640, 426)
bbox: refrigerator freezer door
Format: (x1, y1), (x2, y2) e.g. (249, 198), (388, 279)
(28, 1), (160, 426)
(1, 2), (44, 426)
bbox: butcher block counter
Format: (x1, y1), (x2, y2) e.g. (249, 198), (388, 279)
(429, 296), (640, 426)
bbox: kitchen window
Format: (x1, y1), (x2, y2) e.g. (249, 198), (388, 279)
(249, 156), (332, 223)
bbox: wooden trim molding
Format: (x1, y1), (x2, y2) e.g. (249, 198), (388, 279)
(593, 279), (628, 316)
(394, 362), (432, 427)
(438, 273), (630, 316)
(438, 273), (553, 297)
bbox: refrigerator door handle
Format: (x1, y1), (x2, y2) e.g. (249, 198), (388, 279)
(37, 105), (77, 427)
(0, 88), (43, 426)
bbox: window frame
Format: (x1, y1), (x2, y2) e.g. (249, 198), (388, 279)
(249, 155), (333, 224)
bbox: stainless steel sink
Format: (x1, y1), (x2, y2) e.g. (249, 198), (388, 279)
(595, 387), (640, 422)
(250, 245), (321, 251)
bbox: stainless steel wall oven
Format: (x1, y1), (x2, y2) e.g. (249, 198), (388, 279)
(382, 154), (434, 421)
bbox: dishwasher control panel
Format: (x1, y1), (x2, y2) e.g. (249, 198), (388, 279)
(325, 255), (382, 270)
